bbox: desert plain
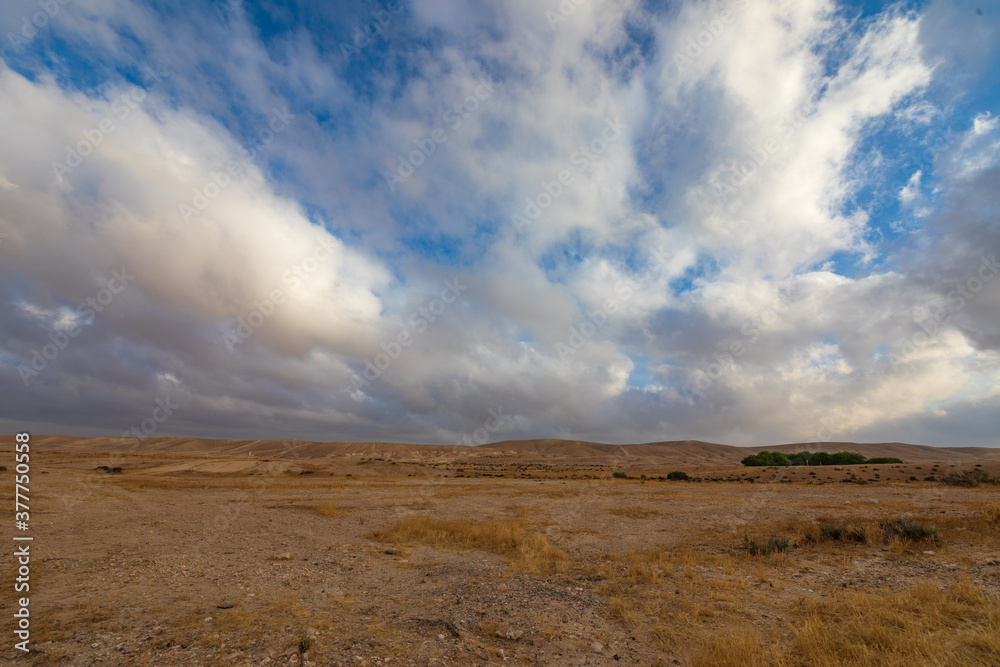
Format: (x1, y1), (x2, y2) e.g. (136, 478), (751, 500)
(3, 435), (1000, 666)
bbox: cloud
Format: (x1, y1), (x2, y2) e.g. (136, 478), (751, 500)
(0, 0), (997, 446)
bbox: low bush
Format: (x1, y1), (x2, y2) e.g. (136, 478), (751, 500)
(744, 536), (789, 556)
(666, 471), (691, 481)
(820, 524), (867, 543)
(940, 469), (999, 487)
(881, 518), (936, 541)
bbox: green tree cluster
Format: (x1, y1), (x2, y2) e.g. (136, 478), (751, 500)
(741, 451), (902, 467)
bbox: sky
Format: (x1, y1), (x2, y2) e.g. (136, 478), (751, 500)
(0, 0), (998, 447)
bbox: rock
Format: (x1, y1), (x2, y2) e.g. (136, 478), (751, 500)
(591, 641), (603, 652)
(923, 551), (935, 555)
(217, 603), (235, 609)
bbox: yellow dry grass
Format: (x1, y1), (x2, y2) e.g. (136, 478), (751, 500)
(980, 500), (1000, 524)
(369, 515), (569, 574)
(670, 572), (1000, 667)
(104, 476), (406, 492)
(315, 502), (338, 517)
(785, 576), (1000, 666)
(609, 506), (661, 519)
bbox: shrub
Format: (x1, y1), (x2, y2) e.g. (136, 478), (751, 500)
(940, 469), (999, 487)
(744, 536), (789, 556)
(866, 457), (904, 464)
(881, 518), (936, 541)
(299, 634), (312, 653)
(820, 525), (844, 540)
(666, 471), (691, 481)
(819, 524), (868, 543)
(612, 471), (629, 479)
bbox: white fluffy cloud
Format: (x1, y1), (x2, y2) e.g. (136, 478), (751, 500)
(0, 0), (997, 446)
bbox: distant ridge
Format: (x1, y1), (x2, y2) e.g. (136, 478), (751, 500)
(11, 435), (999, 464)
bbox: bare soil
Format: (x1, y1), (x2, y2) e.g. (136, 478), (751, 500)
(3, 446), (1000, 666)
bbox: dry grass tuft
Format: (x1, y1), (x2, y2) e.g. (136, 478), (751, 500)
(315, 502), (338, 518)
(533, 613), (563, 639)
(684, 576), (1000, 666)
(789, 576), (1000, 665)
(607, 596), (640, 624)
(609, 506), (661, 519)
(981, 500), (1000, 525)
(369, 515), (569, 573)
(686, 626), (786, 667)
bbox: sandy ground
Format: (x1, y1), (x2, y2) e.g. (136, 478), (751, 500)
(3, 449), (1000, 666)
